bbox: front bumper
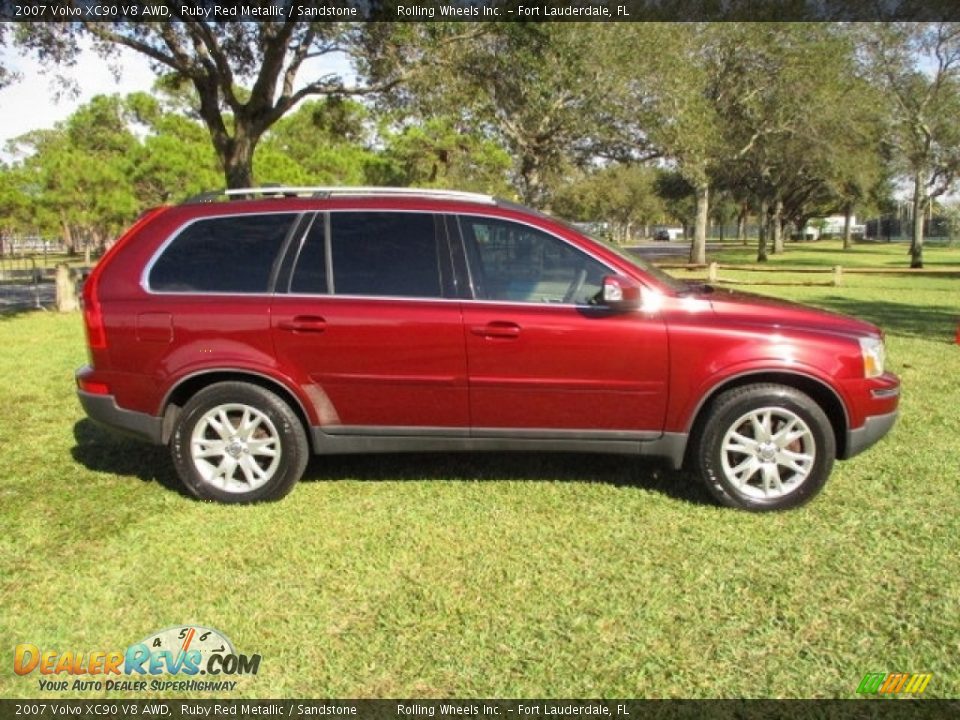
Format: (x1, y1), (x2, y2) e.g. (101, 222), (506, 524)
(77, 390), (164, 445)
(843, 410), (898, 459)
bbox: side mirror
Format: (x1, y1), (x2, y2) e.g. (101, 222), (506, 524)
(601, 275), (642, 312)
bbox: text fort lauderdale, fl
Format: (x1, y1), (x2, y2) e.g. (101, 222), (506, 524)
(395, 4), (631, 18)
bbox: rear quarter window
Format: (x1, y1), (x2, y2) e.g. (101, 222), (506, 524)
(149, 214), (295, 293)
(288, 211), (443, 298)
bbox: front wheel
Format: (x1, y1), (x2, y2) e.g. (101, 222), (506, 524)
(693, 384), (836, 511)
(170, 382), (309, 503)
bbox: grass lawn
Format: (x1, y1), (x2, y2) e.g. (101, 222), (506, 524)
(1, 243), (959, 699)
(708, 236), (960, 269)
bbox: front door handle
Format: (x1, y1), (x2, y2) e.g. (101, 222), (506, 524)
(278, 315), (326, 333)
(471, 321), (521, 339)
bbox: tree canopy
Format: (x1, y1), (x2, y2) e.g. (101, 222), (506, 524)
(16, 17), (402, 187)
(5, 21), (958, 268)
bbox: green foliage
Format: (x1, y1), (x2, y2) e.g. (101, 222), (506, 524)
(256, 99), (377, 186)
(370, 23), (644, 207)
(0, 163), (39, 236)
(860, 23), (960, 266)
(654, 170), (696, 227)
(4, 95), (142, 250)
(124, 91), (222, 203)
(372, 117), (512, 195)
(2, 22), (954, 271)
(2, 93), (221, 245)
(13, 22), (394, 187)
(553, 164), (667, 241)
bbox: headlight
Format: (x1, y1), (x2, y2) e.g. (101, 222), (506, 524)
(859, 336), (885, 378)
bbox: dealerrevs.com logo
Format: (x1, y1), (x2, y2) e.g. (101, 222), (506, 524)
(14, 626), (261, 693)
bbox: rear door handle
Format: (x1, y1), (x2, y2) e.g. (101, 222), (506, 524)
(471, 321), (521, 339)
(278, 315), (326, 333)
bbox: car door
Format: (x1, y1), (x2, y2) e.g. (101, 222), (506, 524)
(271, 210), (468, 431)
(455, 214), (669, 435)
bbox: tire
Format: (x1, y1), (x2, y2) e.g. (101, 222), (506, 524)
(170, 381), (309, 503)
(693, 383), (836, 511)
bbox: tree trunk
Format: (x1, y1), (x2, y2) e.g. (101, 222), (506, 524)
(224, 137), (256, 189)
(842, 202), (853, 250)
(518, 156), (545, 209)
(55, 263), (79, 312)
(689, 182), (709, 265)
(911, 171), (925, 269)
(221, 120), (262, 190)
(771, 199), (784, 254)
(738, 204), (748, 246)
(61, 217), (76, 256)
(757, 199), (769, 262)
(91, 228), (105, 254)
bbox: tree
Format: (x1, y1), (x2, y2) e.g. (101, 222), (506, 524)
(655, 170), (697, 238)
(257, 97), (378, 186)
(15, 15), (405, 188)
(7, 95), (141, 253)
(125, 91), (223, 204)
(860, 23), (960, 268)
(552, 164), (666, 243)
(617, 23), (724, 264)
(708, 24), (869, 261)
(372, 116), (512, 195)
(367, 23), (655, 207)
(0, 163), (37, 250)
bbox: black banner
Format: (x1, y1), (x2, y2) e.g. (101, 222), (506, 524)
(1, 700), (960, 720)
(1, 0), (959, 22)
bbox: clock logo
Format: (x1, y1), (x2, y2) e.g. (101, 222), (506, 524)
(126, 625), (260, 677)
(136, 625), (236, 667)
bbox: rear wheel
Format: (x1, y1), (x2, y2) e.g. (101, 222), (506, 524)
(170, 382), (309, 503)
(694, 384), (835, 511)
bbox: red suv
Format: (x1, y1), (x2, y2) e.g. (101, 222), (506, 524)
(76, 187), (899, 511)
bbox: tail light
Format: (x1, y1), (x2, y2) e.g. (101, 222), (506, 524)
(82, 206), (168, 352)
(76, 377), (110, 395)
(81, 273), (106, 349)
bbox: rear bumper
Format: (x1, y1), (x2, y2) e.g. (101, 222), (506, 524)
(843, 410), (898, 459)
(77, 390), (164, 445)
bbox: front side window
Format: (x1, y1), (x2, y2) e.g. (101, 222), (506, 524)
(289, 211), (443, 298)
(459, 216), (607, 305)
(149, 214), (294, 293)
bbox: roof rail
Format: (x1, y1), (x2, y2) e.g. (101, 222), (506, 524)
(185, 186), (497, 205)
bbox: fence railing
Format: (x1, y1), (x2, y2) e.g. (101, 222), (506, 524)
(656, 262), (960, 287)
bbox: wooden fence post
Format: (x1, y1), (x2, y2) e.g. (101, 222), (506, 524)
(55, 263), (79, 312)
(708, 262), (718, 283)
(832, 265), (843, 287)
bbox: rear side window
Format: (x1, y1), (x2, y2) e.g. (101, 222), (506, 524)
(289, 212), (443, 298)
(149, 214), (294, 293)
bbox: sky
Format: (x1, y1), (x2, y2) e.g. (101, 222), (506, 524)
(0, 38), (157, 156)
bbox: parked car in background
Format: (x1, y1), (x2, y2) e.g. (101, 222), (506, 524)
(652, 226), (684, 242)
(76, 187), (899, 511)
